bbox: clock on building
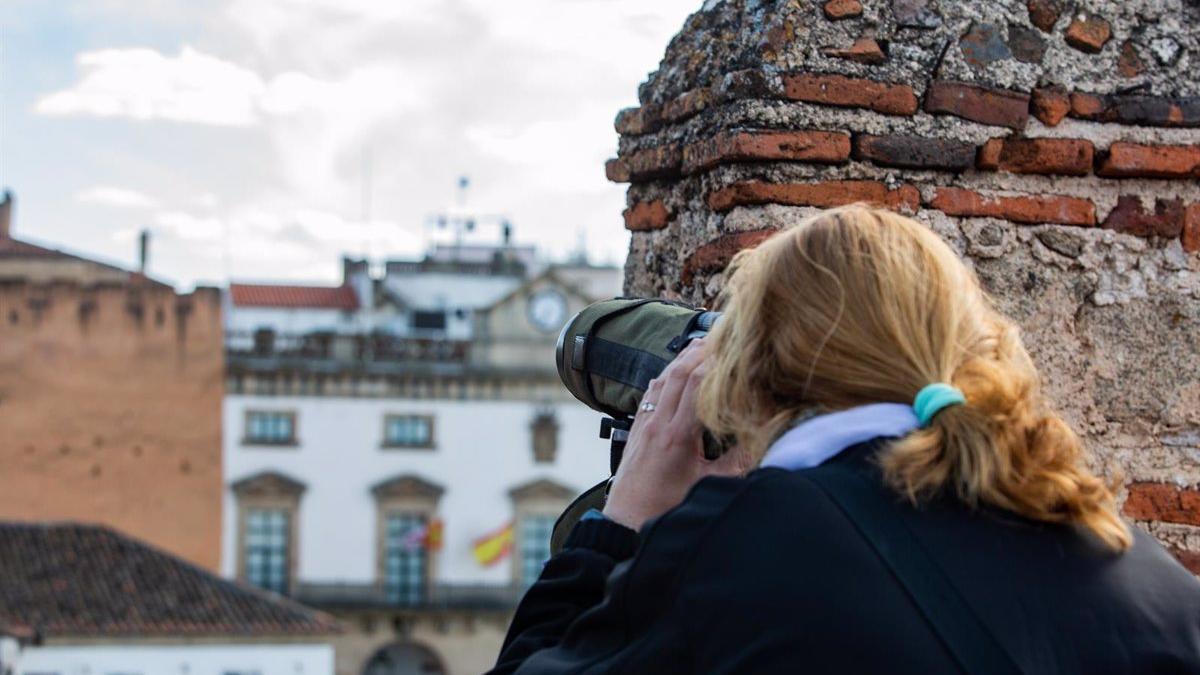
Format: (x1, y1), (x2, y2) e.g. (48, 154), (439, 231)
(527, 289), (568, 333)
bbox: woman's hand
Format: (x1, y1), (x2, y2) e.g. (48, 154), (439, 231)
(602, 339), (750, 531)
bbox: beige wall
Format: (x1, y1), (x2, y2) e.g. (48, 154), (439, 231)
(473, 275), (591, 373)
(0, 281), (225, 571)
(0, 257), (131, 285)
(331, 611), (509, 675)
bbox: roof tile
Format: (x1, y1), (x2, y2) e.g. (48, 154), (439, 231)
(229, 284), (359, 310)
(0, 522), (339, 639)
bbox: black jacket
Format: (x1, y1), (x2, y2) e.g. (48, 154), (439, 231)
(490, 442), (1200, 674)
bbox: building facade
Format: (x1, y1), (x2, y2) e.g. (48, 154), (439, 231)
(222, 245), (622, 674)
(0, 191), (225, 571)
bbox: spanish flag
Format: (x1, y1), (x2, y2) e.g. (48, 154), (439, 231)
(424, 518), (444, 552)
(473, 521), (514, 566)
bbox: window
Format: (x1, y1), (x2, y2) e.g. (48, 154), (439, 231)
(530, 411), (559, 463)
(412, 310), (446, 330)
(245, 508), (290, 594)
(383, 414), (434, 448)
(383, 512), (428, 605)
(508, 479), (573, 588)
(232, 472), (304, 597)
(372, 474), (443, 608)
(244, 411), (296, 445)
(518, 515), (555, 588)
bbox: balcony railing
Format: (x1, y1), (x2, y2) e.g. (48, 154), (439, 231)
(225, 330), (471, 366)
(293, 581), (524, 611)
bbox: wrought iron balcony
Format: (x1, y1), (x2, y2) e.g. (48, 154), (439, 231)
(292, 581), (524, 612)
(225, 330), (472, 371)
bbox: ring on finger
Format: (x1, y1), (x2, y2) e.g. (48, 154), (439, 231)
(639, 401), (657, 413)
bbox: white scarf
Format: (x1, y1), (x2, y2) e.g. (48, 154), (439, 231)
(759, 403), (920, 471)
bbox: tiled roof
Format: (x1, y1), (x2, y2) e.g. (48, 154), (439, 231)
(0, 522), (339, 639)
(0, 236), (91, 260)
(230, 283), (359, 310)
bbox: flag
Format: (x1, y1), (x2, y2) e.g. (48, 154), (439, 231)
(399, 522), (428, 552)
(424, 518), (444, 552)
(473, 521), (514, 566)
(398, 518), (445, 552)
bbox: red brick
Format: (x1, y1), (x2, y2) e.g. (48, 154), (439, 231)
(976, 137), (1094, 175)
(1097, 143), (1200, 179)
(706, 180), (917, 213)
(1031, 87), (1071, 127)
(824, 38), (886, 64)
(929, 187), (1096, 226)
(783, 73), (918, 116)
(614, 106), (656, 135)
(823, 0), (862, 19)
(614, 88), (715, 136)
(1070, 93), (1200, 128)
(624, 201), (671, 231)
(1118, 41), (1145, 79)
(977, 139), (1002, 170)
(1065, 14), (1112, 53)
(1167, 547), (1200, 575)
(1123, 482), (1200, 526)
(1184, 205), (1200, 253)
(681, 229), (779, 285)
(616, 143), (683, 181)
(661, 87), (714, 124)
(854, 134), (976, 170)
(682, 130), (850, 174)
(924, 81), (1030, 130)
(1102, 196), (1185, 238)
(1026, 0), (1066, 32)
(605, 158), (631, 183)
(885, 185), (922, 215)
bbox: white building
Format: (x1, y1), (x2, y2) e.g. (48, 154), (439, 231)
(0, 522), (337, 675)
(222, 244), (622, 675)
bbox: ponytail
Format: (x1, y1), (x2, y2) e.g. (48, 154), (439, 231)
(881, 326), (1132, 551)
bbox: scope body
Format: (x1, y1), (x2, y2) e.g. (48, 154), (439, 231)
(555, 298), (721, 420)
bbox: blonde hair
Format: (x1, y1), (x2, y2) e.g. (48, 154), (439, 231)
(697, 204), (1131, 551)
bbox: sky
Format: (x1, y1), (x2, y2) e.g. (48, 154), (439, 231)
(0, 0), (700, 289)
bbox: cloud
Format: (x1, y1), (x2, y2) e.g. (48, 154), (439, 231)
(34, 43), (415, 132)
(29, 0), (702, 285)
(154, 209), (225, 240)
(36, 46), (265, 126)
(77, 185), (160, 209)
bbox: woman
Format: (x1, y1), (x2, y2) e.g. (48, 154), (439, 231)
(490, 205), (1200, 674)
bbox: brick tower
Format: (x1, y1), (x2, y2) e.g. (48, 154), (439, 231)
(608, 0), (1200, 570)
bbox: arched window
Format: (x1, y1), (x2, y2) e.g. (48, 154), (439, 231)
(362, 641), (446, 675)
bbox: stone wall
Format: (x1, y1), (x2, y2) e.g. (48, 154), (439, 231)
(608, 0), (1200, 570)
(0, 281), (224, 570)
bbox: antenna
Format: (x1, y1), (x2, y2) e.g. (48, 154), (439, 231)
(422, 177), (512, 262)
(361, 145), (373, 260)
(574, 226), (589, 265)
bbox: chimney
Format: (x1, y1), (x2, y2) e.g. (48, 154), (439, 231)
(139, 229), (150, 274)
(0, 190), (13, 240)
(342, 256), (368, 285)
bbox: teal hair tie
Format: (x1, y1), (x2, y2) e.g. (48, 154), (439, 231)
(913, 383), (966, 427)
